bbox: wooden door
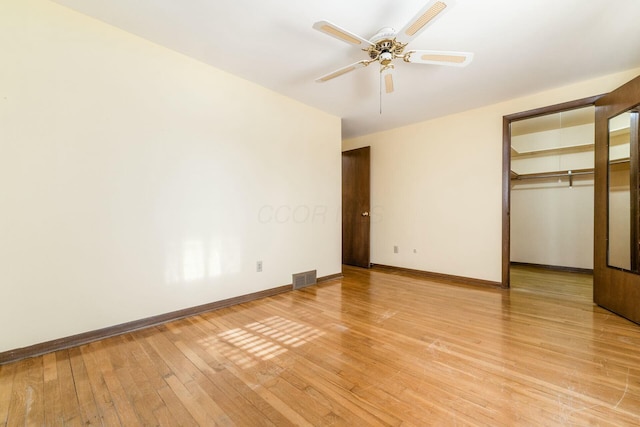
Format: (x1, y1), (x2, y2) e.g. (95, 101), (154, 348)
(342, 147), (370, 268)
(594, 74), (640, 324)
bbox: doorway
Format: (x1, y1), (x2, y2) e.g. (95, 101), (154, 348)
(502, 96), (601, 288)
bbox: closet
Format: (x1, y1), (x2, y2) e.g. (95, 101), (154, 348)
(510, 106), (595, 271)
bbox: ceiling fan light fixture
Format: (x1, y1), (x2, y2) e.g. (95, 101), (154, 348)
(380, 51), (393, 65)
(404, 1), (447, 37)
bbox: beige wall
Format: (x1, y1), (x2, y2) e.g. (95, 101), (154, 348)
(0, 0), (341, 352)
(343, 68), (640, 282)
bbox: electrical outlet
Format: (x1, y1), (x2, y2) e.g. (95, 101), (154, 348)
(394, 245), (398, 254)
(256, 261), (262, 272)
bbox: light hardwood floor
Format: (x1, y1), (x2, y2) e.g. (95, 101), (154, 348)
(1, 265), (640, 426)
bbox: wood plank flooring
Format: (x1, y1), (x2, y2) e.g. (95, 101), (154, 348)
(2, 265), (640, 426)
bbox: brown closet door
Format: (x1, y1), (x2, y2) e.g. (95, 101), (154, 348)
(594, 74), (640, 324)
(342, 147), (371, 268)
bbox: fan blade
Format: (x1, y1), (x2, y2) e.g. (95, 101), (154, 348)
(405, 50), (473, 67)
(381, 66), (394, 94)
(315, 60), (373, 83)
(396, 0), (450, 45)
(313, 20), (374, 47)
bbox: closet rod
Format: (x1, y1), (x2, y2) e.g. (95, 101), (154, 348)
(511, 158), (629, 181)
(512, 168), (592, 181)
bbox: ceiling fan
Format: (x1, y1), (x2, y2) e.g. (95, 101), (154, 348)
(312, 0), (473, 94)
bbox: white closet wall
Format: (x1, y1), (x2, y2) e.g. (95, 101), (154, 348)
(510, 109), (595, 269)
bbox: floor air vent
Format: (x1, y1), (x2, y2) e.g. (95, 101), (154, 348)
(293, 270), (317, 290)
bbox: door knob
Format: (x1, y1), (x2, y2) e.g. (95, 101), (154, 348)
(361, 211), (369, 217)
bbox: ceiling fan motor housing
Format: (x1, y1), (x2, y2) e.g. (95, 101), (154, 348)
(370, 27), (396, 43)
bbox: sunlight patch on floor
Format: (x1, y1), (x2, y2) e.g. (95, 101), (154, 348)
(201, 316), (325, 368)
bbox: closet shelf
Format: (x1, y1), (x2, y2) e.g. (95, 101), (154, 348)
(512, 141), (593, 156)
(511, 142), (594, 158)
(512, 158), (629, 181)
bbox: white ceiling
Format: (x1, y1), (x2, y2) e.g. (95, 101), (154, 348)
(52, 0), (640, 139)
